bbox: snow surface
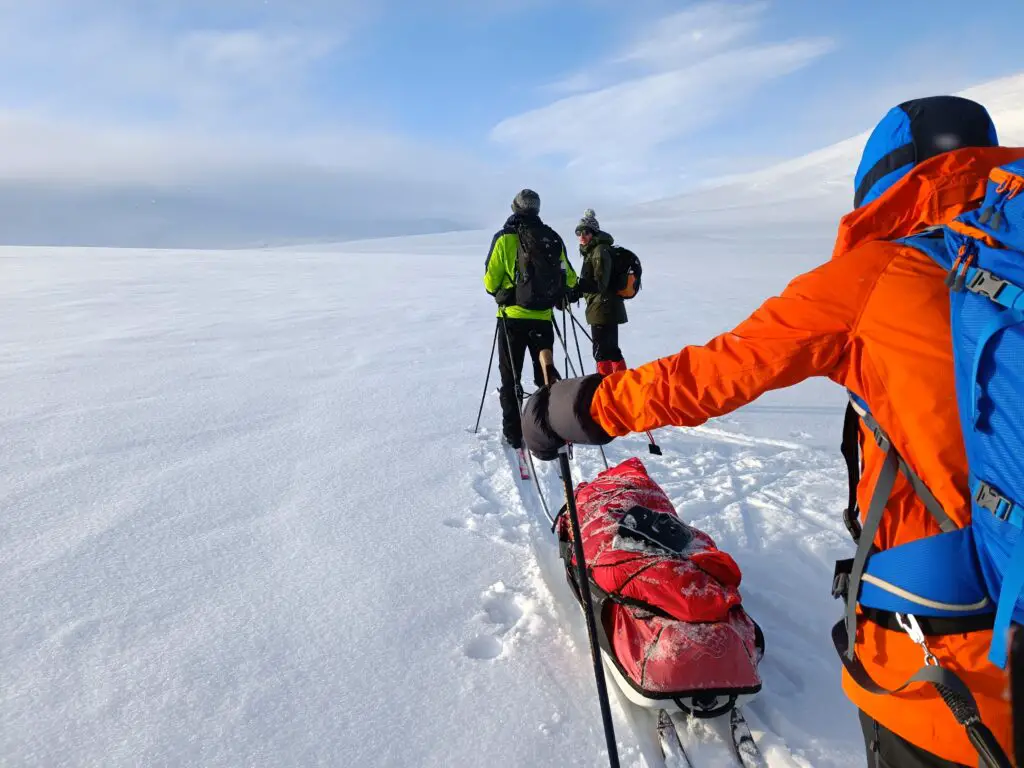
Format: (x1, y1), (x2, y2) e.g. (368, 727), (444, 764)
(5, 74), (1024, 767)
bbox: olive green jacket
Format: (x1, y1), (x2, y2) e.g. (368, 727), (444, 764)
(579, 231), (626, 325)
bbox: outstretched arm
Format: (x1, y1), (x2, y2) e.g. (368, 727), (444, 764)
(590, 252), (876, 435)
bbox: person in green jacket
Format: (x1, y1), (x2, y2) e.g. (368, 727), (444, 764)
(574, 209), (626, 376)
(483, 189), (578, 449)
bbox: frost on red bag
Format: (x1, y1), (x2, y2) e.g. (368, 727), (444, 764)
(557, 457), (763, 716)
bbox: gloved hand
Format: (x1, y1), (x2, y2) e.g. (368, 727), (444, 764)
(493, 287), (515, 307)
(558, 285), (581, 309)
(522, 374), (614, 461)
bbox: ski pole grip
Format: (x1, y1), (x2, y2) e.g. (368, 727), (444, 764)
(540, 349), (554, 386)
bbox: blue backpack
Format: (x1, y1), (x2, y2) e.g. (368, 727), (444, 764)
(832, 158), (1024, 767)
(917, 158), (1024, 669)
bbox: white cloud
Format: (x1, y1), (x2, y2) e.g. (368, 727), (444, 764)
(0, 5), (348, 129)
(181, 29), (337, 79)
(495, 39), (833, 160)
(541, 2), (771, 97)
(0, 106), (598, 247)
(0, 2), (515, 245)
(544, 71), (603, 97)
(499, 1), (834, 199)
(613, 1), (767, 70)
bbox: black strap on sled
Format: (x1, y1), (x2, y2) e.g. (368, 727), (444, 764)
(835, 397), (1012, 768)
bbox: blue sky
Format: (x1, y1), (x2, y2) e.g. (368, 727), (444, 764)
(2, 0), (1024, 245)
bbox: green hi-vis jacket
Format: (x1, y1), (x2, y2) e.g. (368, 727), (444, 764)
(483, 214), (578, 320)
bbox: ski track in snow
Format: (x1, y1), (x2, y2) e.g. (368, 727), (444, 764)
(456, 407), (859, 767)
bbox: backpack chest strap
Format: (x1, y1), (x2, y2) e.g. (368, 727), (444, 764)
(962, 266), (1024, 309)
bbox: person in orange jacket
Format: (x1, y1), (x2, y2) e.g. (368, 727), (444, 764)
(523, 95), (1024, 767)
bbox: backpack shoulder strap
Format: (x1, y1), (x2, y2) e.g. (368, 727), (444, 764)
(840, 402), (863, 541)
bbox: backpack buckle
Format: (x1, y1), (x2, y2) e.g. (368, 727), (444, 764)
(870, 425), (890, 452)
(976, 482), (1013, 521)
(967, 269), (1009, 301)
(832, 558), (854, 600)
(843, 506), (862, 542)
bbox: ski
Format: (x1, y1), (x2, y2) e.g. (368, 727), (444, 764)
(502, 441), (531, 481)
(654, 708), (764, 768)
(729, 709), (766, 768)
(515, 447), (530, 480)
(657, 709), (694, 768)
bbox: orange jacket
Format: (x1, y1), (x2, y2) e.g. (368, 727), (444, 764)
(589, 146), (1024, 764)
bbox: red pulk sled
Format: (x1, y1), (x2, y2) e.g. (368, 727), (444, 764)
(556, 457), (764, 718)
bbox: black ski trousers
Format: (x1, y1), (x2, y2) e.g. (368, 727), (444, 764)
(497, 317), (557, 447)
(591, 323), (623, 363)
(858, 710), (970, 767)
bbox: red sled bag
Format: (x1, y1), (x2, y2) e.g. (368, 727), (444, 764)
(557, 457), (764, 717)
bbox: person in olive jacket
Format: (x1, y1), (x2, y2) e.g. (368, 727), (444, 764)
(574, 209), (626, 375)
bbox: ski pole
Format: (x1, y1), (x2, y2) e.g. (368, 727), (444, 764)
(567, 303), (587, 377)
(539, 349), (620, 768)
(473, 323), (499, 434)
(566, 307), (661, 456)
(565, 307), (573, 378)
(559, 311), (608, 470)
(551, 319), (578, 377)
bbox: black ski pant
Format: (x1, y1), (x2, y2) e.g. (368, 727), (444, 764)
(497, 317), (558, 447)
(591, 323), (623, 363)
(858, 710), (970, 767)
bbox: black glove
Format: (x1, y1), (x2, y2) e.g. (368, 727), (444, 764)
(493, 287), (515, 307)
(522, 374), (614, 461)
(557, 285), (582, 310)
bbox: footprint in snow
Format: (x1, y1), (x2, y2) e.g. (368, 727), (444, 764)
(464, 635), (503, 660)
(464, 581), (543, 662)
(481, 581), (525, 628)
(449, 434), (531, 548)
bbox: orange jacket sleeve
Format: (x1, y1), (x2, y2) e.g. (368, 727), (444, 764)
(589, 249), (885, 436)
